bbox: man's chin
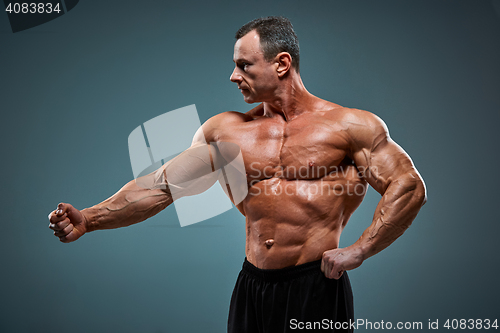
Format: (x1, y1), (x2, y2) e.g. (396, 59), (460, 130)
(243, 96), (256, 104)
(243, 94), (261, 104)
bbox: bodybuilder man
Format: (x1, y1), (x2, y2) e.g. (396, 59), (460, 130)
(48, 17), (427, 333)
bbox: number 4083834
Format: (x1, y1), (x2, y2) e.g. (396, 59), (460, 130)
(443, 319), (498, 330)
(5, 2), (61, 14)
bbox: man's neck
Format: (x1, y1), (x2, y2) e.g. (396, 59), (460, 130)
(262, 72), (315, 121)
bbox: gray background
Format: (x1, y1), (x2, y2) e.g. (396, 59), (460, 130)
(1, 0), (499, 332)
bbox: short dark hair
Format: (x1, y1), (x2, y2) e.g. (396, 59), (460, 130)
(235, 16), (300, 73)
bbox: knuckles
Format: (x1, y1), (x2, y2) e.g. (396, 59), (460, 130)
(48, 204), (78, 243)
(322, 249), (340, 264)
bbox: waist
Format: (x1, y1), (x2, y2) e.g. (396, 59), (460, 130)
(242, 257), (322, 282)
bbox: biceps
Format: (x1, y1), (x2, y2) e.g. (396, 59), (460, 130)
(157, 144), (218, 195)
(353, 138), (416, 194)
(145, 141), (246, 201)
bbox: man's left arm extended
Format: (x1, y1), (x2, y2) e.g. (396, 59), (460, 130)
(321, 111), (427, 279)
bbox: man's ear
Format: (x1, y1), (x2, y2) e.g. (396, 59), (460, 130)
(275, 52), (292, 77)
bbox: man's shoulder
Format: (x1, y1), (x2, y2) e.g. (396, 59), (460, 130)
(317, 103), (389, 149)
(196, 109), (253, 143)
(212, 110), (252, 123)
(206, 104), (264, 127)
(321, 104), (385, 129)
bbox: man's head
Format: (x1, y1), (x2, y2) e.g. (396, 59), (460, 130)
(236, 16), (300, 73)
(230, 16), (301, 104)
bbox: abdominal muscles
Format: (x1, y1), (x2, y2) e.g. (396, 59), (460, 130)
(242, 174), (367, 269)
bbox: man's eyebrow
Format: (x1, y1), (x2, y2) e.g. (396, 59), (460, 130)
(233, 58), (252, 63)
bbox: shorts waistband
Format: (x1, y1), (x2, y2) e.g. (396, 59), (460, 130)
(242, 257), (322, 282)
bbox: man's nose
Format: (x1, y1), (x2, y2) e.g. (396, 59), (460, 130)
(230, 67), (242, 83)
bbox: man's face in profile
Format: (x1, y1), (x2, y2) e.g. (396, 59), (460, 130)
(230, 30), (279, 104)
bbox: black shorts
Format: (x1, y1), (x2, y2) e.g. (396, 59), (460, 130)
(228, 258), (354, 333)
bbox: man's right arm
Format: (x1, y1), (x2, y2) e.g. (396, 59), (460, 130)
(48, 114), (230, 243)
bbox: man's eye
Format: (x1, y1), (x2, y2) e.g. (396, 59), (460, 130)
(239, 62), (249, 70)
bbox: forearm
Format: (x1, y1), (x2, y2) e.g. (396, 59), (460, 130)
(80, 141), (227, 232)
(81, 177), (172, 232)
(355, 171), (427, 259)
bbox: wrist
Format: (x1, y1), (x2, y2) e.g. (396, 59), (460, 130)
(80, 207), (97, 232)
(349, 242), (371, 262)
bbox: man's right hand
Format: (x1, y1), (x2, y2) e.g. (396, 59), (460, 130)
(48, 203), (88, 243)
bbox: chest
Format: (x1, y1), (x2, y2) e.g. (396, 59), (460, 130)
(217, 116), (351, 180)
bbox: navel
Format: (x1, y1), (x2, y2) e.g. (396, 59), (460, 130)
(265, 239), (275, 247)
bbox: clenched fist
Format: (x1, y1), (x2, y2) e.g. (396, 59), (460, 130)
(48, 203), (88, 243)
(321, 246), (365, 280)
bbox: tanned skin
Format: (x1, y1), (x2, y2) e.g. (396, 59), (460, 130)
(48, 30), (426, 279)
